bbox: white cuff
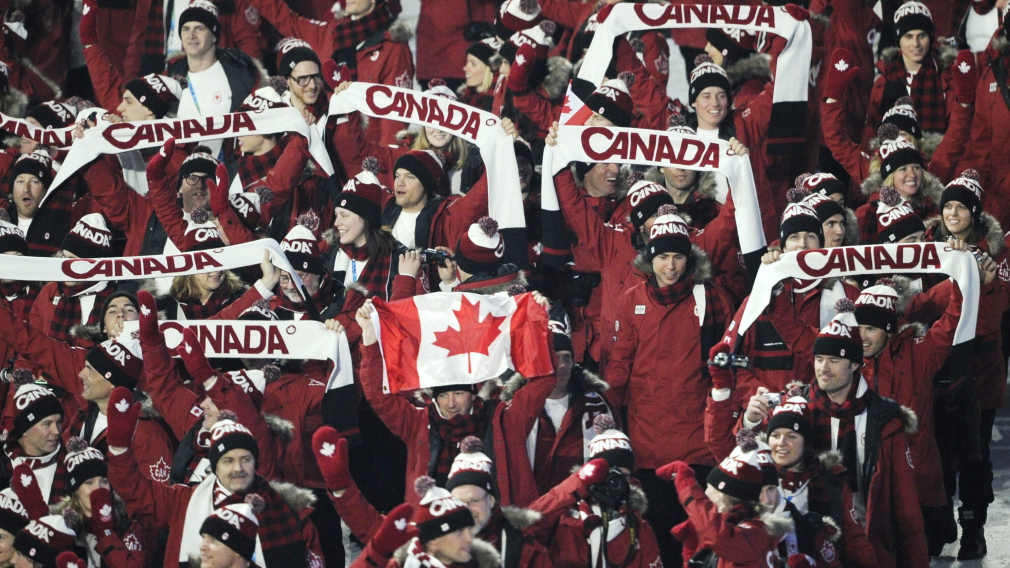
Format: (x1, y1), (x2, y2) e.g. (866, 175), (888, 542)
(711, 388), (731, 402)
(254, 279), (275, 300)
(439, 278), (460, 292)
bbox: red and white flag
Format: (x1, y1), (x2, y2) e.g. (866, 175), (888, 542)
(559, 81), (592, 126)
(370, 292), (553, 393)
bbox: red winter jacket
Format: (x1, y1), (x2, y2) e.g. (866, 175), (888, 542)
(261, 372), (326, 488)
(414, 0), (495, 82)
(487, 373), (556, 507)
(864, 49), (957, 147)
(84, 154), (186, 258)
(730, 279), (860, 398)
(527, 473), (663, 568)
(355, 23), (415, 147)
(959, 39), (1010, 229)
(862, 279), (963, 507)
(605, 270), (734, 469)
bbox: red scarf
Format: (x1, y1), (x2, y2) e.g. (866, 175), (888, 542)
(177, 287), (238, 320)
(236, 143), (284, 190)
(345, 246), (395, 300)
(972, 0), (999, 15)
(49, 283), (114, 343)
(212, 475), (306, 559)
(428, 398), (487, 486)
(884, 54), (946, 132)
(645, 275), (696, 306)
(4, 442), (67, 503)
(277, 273), (337, 318)
(810, 380), (868, 484)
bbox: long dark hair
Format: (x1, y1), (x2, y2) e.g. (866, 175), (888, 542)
(364, 220), (398, 260)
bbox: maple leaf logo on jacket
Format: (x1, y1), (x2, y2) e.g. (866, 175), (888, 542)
(433, 296), (507, 373)
(834, 59), (848, 72)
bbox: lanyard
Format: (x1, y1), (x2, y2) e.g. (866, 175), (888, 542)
(187, 74), (202, 116)
(351, 259), (358, 282)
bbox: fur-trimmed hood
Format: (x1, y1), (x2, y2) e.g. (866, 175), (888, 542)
(632, 244), (712, 284)
(818, 449), (843, 471)
(759, 511), (793, 540)
(897, 404), (918, 435)
(453, 266), (528, 295)
(500, 504), (542, 530)
(643, 167), (719, 203)
(992, 34), (1010, 56)
(886, 275), (918, 315)
(866, 130), (943, 162)
(263, 413), (294, 444)
(498, 365), (609, 402)
(860, 168), (944, 211)
(923, 211), (1005, 256)
(387, 19), (414, 44)
(842, 207), (859, 246)
(394, 537), (501, 568)
(269, 479), (316, 512)
(880, 44), (958, 71)
(725, 53), (772, 88)
(0, 88), (28, 118)
(541, 56), (573, 100)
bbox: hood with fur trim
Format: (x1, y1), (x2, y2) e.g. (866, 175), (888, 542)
(725, 53), (772, 88)
(500, 504), (541, 530)
(453, 266), (528, 295)
(866, 130), (944, 162)
(571, 163), (633, 200)
(860, 168), (943, 212)
(897, 404), (918, 435)
(884, 275), (918, 315)
(498, 365), (609, 402)
(387, 20), (414, 44)
(759, 511), (793, 540)
(842, 208), (860, 246)
(924, 211), (1005, 257)
(632, 244), (712, 283)
(541, 56), (573, 100)
(394, 537), (501, 568)
(880, 44), (958, 72)
(643, 167), (719, 203)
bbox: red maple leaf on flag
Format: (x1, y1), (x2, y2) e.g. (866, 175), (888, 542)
(432, 296), (507, 373)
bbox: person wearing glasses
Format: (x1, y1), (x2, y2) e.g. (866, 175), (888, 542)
(274, 38), (327, 123)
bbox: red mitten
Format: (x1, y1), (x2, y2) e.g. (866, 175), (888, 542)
(88, 487), (115, 537)
(708, 342), (734, 390)
(312, 427), (352, 491)
(146, 137), (176, 180)
(824, 48), (859, 101)
(207, 163), (231, 218)
(322, 60), (351, 90)
(136, 290), (160, 340)
(11, 465), (48, 519)
(56, 552), (87, 568)
(176, 328), (216, 382)
(787, 554), (817, 568)
(575, 458), (610, 491)
(371, 503), (418, 557)
(952, 50), (978, 105)
(79, 0), (99, 46)
(507, 43), (537, 93)
(784, 3), (809, 21)
(106, 387), (141, 448)
(656, 460), (696, 492)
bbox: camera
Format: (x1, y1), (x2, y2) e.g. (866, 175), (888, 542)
(589, 467), (630, 513)
(419, 249), (453, 268)
(765, 393), (782, 407)
(708, 351), (750, 369)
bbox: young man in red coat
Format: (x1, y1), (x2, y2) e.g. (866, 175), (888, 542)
(0, 381), (67, 504)
(802, 303), (929, 568)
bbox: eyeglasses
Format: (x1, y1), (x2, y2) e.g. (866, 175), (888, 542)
(291, 74), (324, 88)
(183, 174), (209, 186)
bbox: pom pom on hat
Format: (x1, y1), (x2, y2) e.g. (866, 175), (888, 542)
(172, 75), (189, 89)
(65, 436), (89, 453)
(786, 187), (809, 204)
(539, 20), (555, 34)
(786, 384), (805, 398)
(878, 122), (900, 141)
(414, 475), (437, 498)
(628, 37), (645, 53)
(507, 284), (527, 296)
(735, 428), (758, 452)
(361, 156), (380, 174)
(667, 113), (687, 128)
(879, 185), (903, 207)
(593, 413), (616, 434)
(834, 298), (855, 314)
(477, 216), (499, 238)
(876, 277), (896, 287)
(794, 173), (813, 188)
(262, 365), (281, 384)
(694, 53), (714, 66)
(519, 0), (538, 14)
(12, 369), (33, 387)
(428, 78), (447, 88)
(245, 493), (265, 515)
(296, 211), (320, 232)
(961, 168), (980, 181)
(218, 409), (239, 422)
(894, 96), (914, 107)
(0, 210), (8, 223)
(657, 204), (679, 217)
(190, 206), (211, 225)
(617, 71), (636, 88)
(269, 75), (289, 95)
(626, 170), (644, 186)
(61, 507), (80, 529)
(254, 186), (274, 205)
(460, 436), (484, 454)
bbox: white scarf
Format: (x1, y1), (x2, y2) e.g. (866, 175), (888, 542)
(121, 319), (354, 390)
(324, 83), (528, 267)
(541, 125), (766, 256)
(46, 107), (334, 197)
(179, 476), (266, 566)
(730, 244), (980, 346)
(570, 3), (812, 154)
(401, 538), (449, 568)
(0, 112), (76, 148)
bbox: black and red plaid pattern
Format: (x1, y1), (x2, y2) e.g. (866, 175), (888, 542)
(177, 288), (241, 320)
(0, 283), (37, 323)
(809, 382), (869, 486)
(214, 475), (306, 557)
(428, 398), (487, 486)
(236, 143), (284, 190)
(884, 55), (946, 133)
(141, 0), (166, 66)
(3, 443), (68, 504)
(327, 0), (399, 51)
(341, 245), (395, 300)
(48, 284), (116, 343)
(779, 458), (832, 515)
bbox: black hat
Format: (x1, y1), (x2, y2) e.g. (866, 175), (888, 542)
(689, 55), (732, 106)
(940, 169), (985, 224)
(276, 38), (322, 77)
(63, 437), (108, 494)
(893, 1), (934, 41)
(178, 147), (219, 187)
(179, 0), (220, 40)
(123, 74), (183, 119)
(10, 150), (54, 189)
(207, 414), (260, 473)
(9, 380), (64, 442)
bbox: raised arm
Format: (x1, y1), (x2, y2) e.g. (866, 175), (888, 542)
(146, 138), (192, 247)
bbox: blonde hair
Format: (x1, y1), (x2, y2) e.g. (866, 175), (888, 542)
(170, 271), (244, 303)
(477, 66), (494, 94)
(413, 129), (469, 172)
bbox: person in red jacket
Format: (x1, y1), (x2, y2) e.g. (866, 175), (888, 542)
(0, 488), (30, 566)
(527, 423), (664, 568)
(56, 439), (150, 568)
(729, 196), (860, 398)
(197, 498), (265, 568)
(445, 436), (552, 568)
(1, 378), (68, 505)
(272, 39), (326, 121)
(604, 208), (734, 566)
(661, 443), (790, 568)
(919, 171), (1009, 559)
(804, 302), (929, 568)
(500, 21), (571, 145)
(866, 2), (957, 145)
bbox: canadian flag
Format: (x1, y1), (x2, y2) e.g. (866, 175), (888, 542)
(559, 81), (593, 126)
(370, 292), (553, 393)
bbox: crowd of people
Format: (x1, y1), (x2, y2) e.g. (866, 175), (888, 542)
(0, 0), (1003, 566)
